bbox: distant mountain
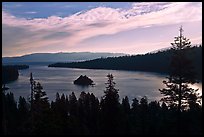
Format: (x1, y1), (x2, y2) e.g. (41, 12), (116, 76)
(49, 46), (202, 80)
(2, 52), (126, 65)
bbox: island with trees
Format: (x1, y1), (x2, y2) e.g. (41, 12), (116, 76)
(73, 75), (94, 86)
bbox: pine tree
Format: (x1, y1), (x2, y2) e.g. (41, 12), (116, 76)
(29, 73), (50, 134)
(33, 82), (49, 103)
(89, 93), (99, 134)
(103, 74), (119, 105)
(122, 96), (130, 113)
(132, 98), (139, 111)
(55, 92), (60, 103)
(159, 26), (200, 110)
(139, 96), (148, 134)
(17, 96), (30, 134)
(2, 92), (18, 134)
(100, 73), (120, 134)
(29, 73), (34, 133)
(159, 26), (200, 134)
(69, 92), (77, 116)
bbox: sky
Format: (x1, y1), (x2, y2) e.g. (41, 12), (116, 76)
(2, 2), (202, 57)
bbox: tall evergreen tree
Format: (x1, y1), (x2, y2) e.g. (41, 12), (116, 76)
(139, 96), (148, 134)
(100, 74), (120, 134)
(3, 92), (18, 134)
(159, 26), (200, 134)
(132, 98), (139, 111)
(69, 92), (77, 116)
(89, 93), (100, 134)
(29, 73), (50, 134)
(122, 96), (130, 113)
(17, 96), (30, 134)
(159, 26), (200, 110)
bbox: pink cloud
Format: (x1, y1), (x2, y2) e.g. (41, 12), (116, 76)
(2, 2), (202, 56)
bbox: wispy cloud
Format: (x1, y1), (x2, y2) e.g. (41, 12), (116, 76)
(25, 11), (37, 14)
(2, 2), (202, 56)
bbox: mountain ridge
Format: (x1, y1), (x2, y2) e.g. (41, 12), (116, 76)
(2, 52), (126, 64)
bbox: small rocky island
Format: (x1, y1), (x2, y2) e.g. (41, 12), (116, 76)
(74, 75), (94, 86)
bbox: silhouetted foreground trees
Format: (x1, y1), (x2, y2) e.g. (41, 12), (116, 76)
(2, 74), (202, 135)
(160, 27), (202, 134)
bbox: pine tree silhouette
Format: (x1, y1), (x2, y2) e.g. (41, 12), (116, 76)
(100, 74), (120, 134)
(159, 26), (200, 134)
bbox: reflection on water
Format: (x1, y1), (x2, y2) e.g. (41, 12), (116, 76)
(6, 65), (202, 103)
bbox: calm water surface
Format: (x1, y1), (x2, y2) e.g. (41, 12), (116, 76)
(6, 65), (202, 103)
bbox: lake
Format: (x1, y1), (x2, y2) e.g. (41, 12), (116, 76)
(6, 65), (202, 103)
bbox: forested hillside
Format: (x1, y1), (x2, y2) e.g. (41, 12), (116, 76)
(49, 46), (202, 80)
(2, 65), (29, 84)
(2, 66), (19, 84)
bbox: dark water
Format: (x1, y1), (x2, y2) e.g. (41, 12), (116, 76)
(6, 65), (202, 103)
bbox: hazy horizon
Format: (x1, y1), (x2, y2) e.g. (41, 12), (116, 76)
(2, 51), (127, 58)
(2, 2), (202, 57)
